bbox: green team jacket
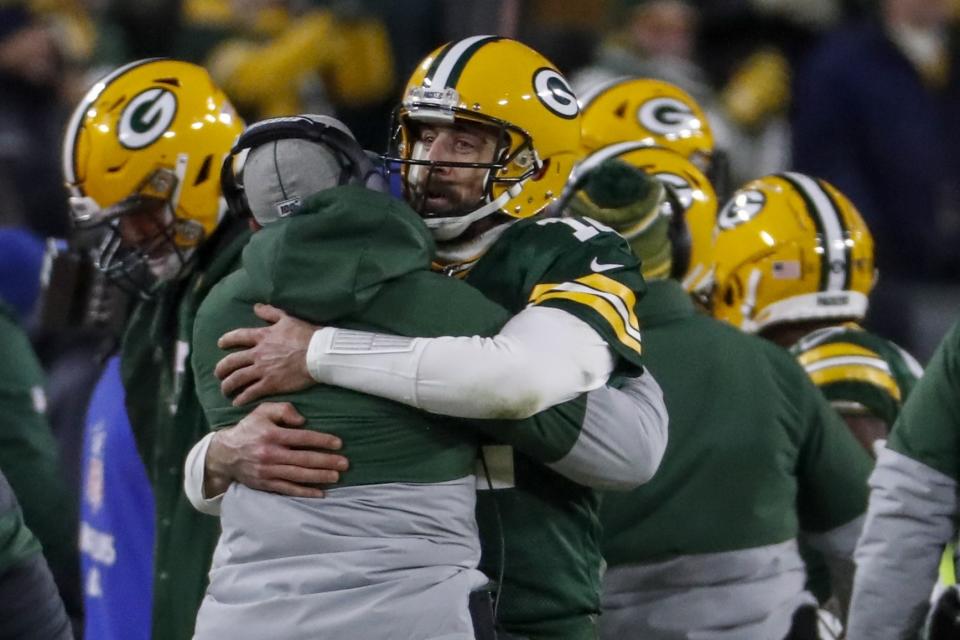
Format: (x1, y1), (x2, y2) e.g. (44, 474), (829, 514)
(843, 319), (960, 638)
(465, 215), (647, 639)
(192, 186), (591, 485)
(0, 302), (79, 618)
(0, 470), (39, 576)
(120, 218), (251, 640)
(601, 281), (871, 563)
(888, 319), (960, 481)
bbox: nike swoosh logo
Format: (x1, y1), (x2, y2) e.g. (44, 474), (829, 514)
(590, 258), (623, 273)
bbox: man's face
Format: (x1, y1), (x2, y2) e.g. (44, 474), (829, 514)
(115, 198), (182, 278)
(407, 121), (500, 216)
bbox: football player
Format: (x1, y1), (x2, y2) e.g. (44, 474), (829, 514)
(564, 154), (872, 639)
(708, 173), (924, 632)
(61, 60), (344, 640)
(193, 37), (669, 638)
(578, 76), (731, 198)
(564, 140), (718, 298)
(847, 319), (960, 640)
(709, 173), (922, 453)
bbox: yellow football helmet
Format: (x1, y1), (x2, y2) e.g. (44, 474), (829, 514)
(570, 143), (717, 288)
(579, 77), (714, 170)
(62, 58), (244, 296)
(386, 36), (581, 246)
(710, 172), (876, 333)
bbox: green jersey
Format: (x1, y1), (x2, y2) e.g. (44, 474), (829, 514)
(466, 215), (646, 639)
(791, 321), (923, 425)
(790, 322), (922, 602)
(0, 302), (79, 618)
(120, 219), (250, 640)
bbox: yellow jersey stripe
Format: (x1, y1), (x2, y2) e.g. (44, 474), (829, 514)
(797, 342), (879, 367)
(530, 290), (642, 354)
(531, 273), (641, 328)
(807, 364), (902, 401)
(530, 278), (642, 343)
(576, 273), (640, 328)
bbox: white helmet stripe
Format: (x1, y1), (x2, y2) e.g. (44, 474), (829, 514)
(569, 141), (651, 185)
(576, 75), (632, 111)
(782, 172), (848, 292)
(803, 355), (893, 375)
(62, 58), (163, 194)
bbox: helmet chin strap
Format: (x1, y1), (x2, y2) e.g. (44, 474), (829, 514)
(739, 268), (763, 333)
(422, 183), (521, 241)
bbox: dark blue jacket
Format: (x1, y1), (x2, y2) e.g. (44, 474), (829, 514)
(791, 21), (960, 278)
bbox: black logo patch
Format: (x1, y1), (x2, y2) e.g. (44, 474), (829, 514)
(817, 294), (850, 306)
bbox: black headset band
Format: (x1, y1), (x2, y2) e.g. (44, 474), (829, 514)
(220, 116), (384, 219)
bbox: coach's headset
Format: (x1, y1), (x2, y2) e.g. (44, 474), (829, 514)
(220, 114), (389, 220)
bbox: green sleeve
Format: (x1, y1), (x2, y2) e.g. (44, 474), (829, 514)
(0, 313), (78, 584)
(888, 319), (960, 481)
(0, 472), (41, 575)
(794, 359), (872, 533)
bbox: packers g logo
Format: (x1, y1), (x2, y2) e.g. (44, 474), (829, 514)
(118, 88), (178, 149)
(717, 189), (765, 230)
(637, 97), (697, 137)
(533, 68), (578, 119)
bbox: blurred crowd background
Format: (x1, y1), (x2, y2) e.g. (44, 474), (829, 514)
(4, 0), (960, 361)
(2, 0), (960, 634)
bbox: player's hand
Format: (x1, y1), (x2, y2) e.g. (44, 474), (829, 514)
(216, 303), (318, 406)
(204, 402), (348, 498)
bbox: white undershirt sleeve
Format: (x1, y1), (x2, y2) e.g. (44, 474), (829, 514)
(305, 306), (616, 419)
(548, 373), (668, 490)
(183, 432), (224, 516)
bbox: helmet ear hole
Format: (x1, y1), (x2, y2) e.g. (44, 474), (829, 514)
(723, 280), (737, 307)
(531, 158), (550, 181)
(193, 155), (213, 186)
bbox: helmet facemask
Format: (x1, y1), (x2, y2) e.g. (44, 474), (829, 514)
(385, 105), (536, 243)
(72, 166), (206, 299)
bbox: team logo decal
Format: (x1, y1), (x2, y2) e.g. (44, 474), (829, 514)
(118, 88), (178, 149)
(718, 189), (765, 230)
(533, 68), (578, 119)
(637, 97), (697, 136)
